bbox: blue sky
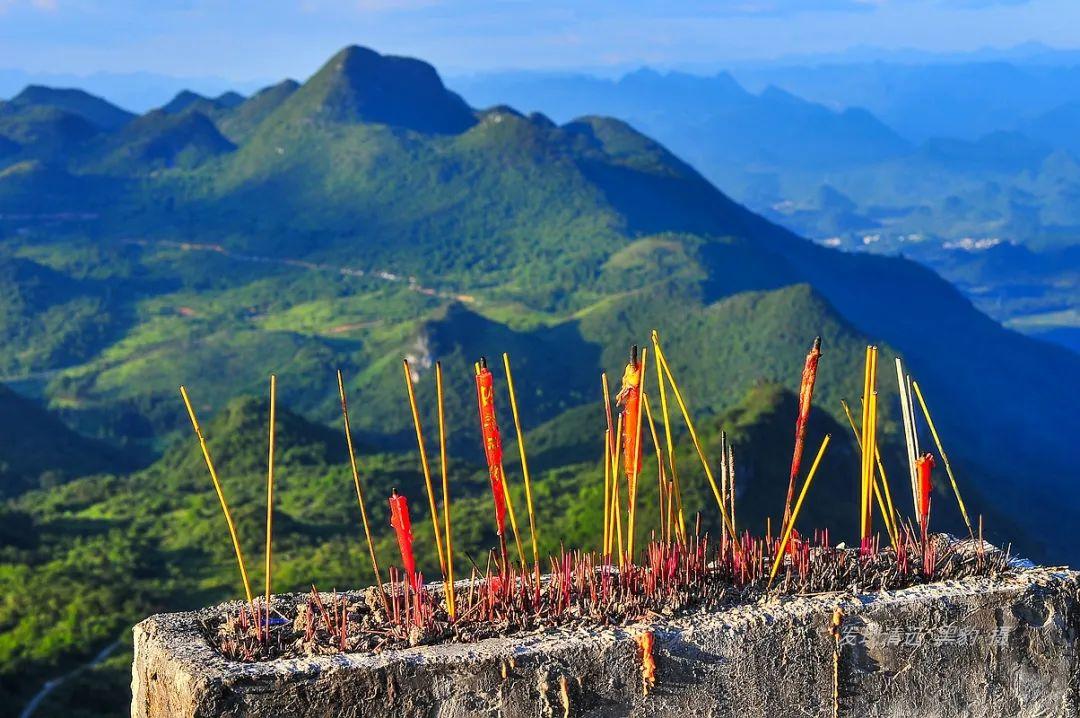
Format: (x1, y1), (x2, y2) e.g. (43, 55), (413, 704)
(1, 0), (1078, 82)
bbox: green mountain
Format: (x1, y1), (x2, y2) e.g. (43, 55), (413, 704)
(0, 383), (123, 497)
(283, 45), (475, 132)
(6, 86), (134, 130)
(0, 104), (100, 161)
(94, 109), (235, 172)
(216, 80), (299, 143)
(0, 255), (123, 375)
(160, 89), (244, 116)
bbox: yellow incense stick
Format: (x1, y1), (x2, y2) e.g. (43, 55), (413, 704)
(652, 331), (686, 541)
(875, 436), (899, 543)
(912, 380), (975, 539)
(895, 357), (920, 519)
(602, 371), (616, 458)
(768, 434), (831, 586)
(609, 415), (624, 561)
(500, 460), (528, 568)
(502, 353), (540, 579)
(641, 394), (666, 540)
(402, 359), (448, 580)
(612, 469), (624, 566)
(861, 347), (880, 540)
(657, 461), (667, 540)
(719, 432), (728, 535)
(602, 428), (611, 553)
(727, 442), (737, 538)
(609, 415), (624, 559)
(601, 372), (614, 554)
(867, 394), (898, 545)
(660, 475), (669, 544)
(867, 349), (879, 537)
(871, 471), (897, 547)
(180, 386), (253, 604)
(840, 399), (898, 545)
(264, 374), (276, 612)
(626, 348), (648, 563)
(435, 362), (456, 619)
(337, 370), (388, 613)
(652, 337), (737, 541)
(859, 346), (871, 539)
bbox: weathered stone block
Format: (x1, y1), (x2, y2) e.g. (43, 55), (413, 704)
(132, 567), (1080, 717)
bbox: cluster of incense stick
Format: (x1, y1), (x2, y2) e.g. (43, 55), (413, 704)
(210, 530), (1008, 663)
(184, 328), (993, 660)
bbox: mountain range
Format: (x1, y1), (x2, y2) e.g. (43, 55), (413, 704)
(0, 44), (1078, 717)
(451, 65), (1080, 351)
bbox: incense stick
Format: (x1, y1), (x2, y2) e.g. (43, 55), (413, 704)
(719, 431), (728, 537)
(651, 334), (738, 542)
(840, 399), (898, 545)
(651, 331), (686, 541)
(626, 347), (647, 563)
(402, 360), (448, 581)
(895, 358), (920, 521)
(337, 370), (389, 614)
(641, 394), (666, 541)
(601, 373), (614, 553)
(859, 346), (872, 539)
(499, 454), (527, 569)
(912, 380), (975, 539)
(859, 346), (880, 543)
(782, 337), (822, 536)
(608, 415), (624, 563)
(768, 434), (831, 586)
(602, 371), (616, 459)
(603, 427), (611, 554)
(870, 471), (897, 547)
(179, 385), (253, 604)
(727, 442), (736, 538)
(265, 374), (276, 614)
(875, 435), (899, 545)
(474, 360), (525, 570)
(435, 361), (456, 619)
(867, 348), (879, 538)
(906, 374), (922, 521)
(502, 353), (540, 581)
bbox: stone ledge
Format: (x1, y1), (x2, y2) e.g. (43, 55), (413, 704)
(132, 567), (1080, 718)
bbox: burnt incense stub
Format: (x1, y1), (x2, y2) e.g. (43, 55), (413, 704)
(132, 567), (1080, 718)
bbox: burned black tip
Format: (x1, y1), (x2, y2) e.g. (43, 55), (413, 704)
(631, 344), (639, 363)
(479, 356), (488, 369)
(813, 336), (822, 351)
(391, 487), (399, 497)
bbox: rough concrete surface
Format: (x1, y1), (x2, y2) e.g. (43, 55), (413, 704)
(132, 567), (1080, 718)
